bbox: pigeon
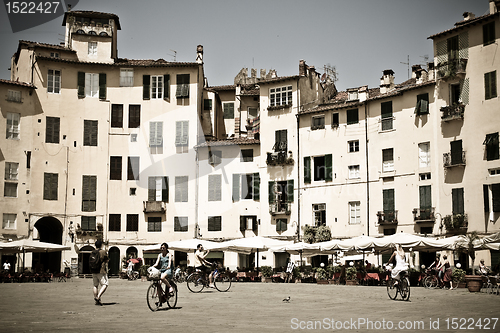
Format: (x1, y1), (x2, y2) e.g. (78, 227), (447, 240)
(283, 296), (290, 302)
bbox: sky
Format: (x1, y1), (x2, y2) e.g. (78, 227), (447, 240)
(0, 0), (489, 91)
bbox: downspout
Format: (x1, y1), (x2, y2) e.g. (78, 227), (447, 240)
(63, 147), (69, 245)
(364, 101), (370, 236)
(296, 80), (301, 242)
(195, 147), (200, 239)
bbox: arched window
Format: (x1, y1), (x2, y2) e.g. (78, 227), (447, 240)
(76, 29), (85, 34)
(88, 31), (97, 35)
(99, 32), (108, 37)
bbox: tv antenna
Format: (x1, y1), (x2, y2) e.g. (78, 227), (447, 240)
(400, 55), (410, 80)
(420, 54), (429, 70)
(168, 49), (177, 62)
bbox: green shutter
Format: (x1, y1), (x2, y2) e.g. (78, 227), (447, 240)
(268, 181), (275, 204)
(452, 188), (464, 215)
(143, 75), (150, 100)
(304, 156), (311, 184)
(484, 184), (490, 213)
(253, 173), (260, 201)
(78, 72), (85, 98)
(485, 71), (497, 100)
(148, 177), (155, 201)
(287, 180), (294, 203)
(492, 184), (500, 212)
(232, 174), (240, 202)
(381, 101), (392, 119)
(162, 176), (168, 202)
(383, 189), (395, 212)
(325, 154), (332, 182)
(252, 217), (258, 232)
(164, 74), (170, 99)
(99, 73), (106, 100)
(240, 216), (246, 232)
(419, 185), (431, 209)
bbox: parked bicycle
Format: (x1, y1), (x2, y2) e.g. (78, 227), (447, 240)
(146, 276), (178, 311)
(173, 269), (187, 283)
(422, 268), (440, 289)
(386, 267), (410, 301)
(127, 270), (140, 280)
(485, 275), (499, 295)
(186, 265), (231, 293)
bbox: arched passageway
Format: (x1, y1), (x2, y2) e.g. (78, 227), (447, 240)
(33, 217), (63, 273)
(108, 247), (120, 276)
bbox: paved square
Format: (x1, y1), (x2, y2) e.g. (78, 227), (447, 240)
(0, 278), (498, 332)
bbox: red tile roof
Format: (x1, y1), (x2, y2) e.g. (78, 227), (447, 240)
(195, 137), (260, 148)
(35, 56), (200, 68)
(19, 40), (74, 52)
(0, 79), (36, 88)
(428, 12), (498, 39)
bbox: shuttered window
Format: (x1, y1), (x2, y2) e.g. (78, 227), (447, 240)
(126, 214), (139, 232)
(493, 184), (500, 213)
(149, 121), (163, 147)
(151, 75), (163, 99)
(347, 109), (358, 125)
(82, 175), (96, 211)
(483, 21), (496, 46)
(382, 148), (394, 172)
(48, 69), (61, 94)
(109, 156), (122, 180)
(128, 105), (141, 128)
(81, 216), (96, 231)
(208, 175), (222, 201)
(143, 75), (150, 100)
(232, 173), (260, 201)
(208, 216), (222, 231)
(174, 216), (188, 232)
(175, 121), (189, 146)
(6, 112), (20, 140)
(164, 74), (170, 99)
(148, 217), (161, 232)
(99, 73), (106, 100)
(415, 93), (429, 115)
(419, 185), (432, 219)
(109, 214), (121, 231)
(46, 116), (60, 144)
(276, 219), (288, 232)
(484, 132), (499, 161)
(239, 216), (257, 232)
(223, 102), (234, 119)
(304, 156), (311, 184)
(452, 188), (464, 215)
(274, 130), (287, 152)
(209, 150), (222, 166)
(485, 71), (497, 100)
(176, 74), (190, 98)
(111, 104), (123, 128)
(383, 189), (395, 215)
(148, 176), (168, 202)
(43, 173), (58, 200)
(127, 157), (139, 181)
(175, 176), (188, 202)
(83, 120), (98, 146)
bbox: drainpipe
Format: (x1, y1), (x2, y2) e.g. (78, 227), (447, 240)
(296, 80), (301, 242)
(364, 101), (370, 236)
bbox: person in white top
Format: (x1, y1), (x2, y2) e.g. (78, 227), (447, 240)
(386, 244), (408, 283)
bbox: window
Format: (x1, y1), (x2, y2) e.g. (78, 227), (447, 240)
(450, 140), (464, 165)
(5, 162), (18, 181)
(110, 157), (122, 180)
(151, 75), (163, 99)
(120, 69), (134, 87)
(313, 203), (326, 226)
(81, 216), (96, 231)
(248, 107), (258, 118)
(233, 173), (260, 201)
(109, 214), (121, 232)
(88, 31), (97, 35)
(418, 142), (431, 167)
(149, 121), (163, 149)
(111, 104), (123, 128)
(26, 151), (31, 169)
(6, 113), (20, 140)
(485, 71), (497, 100)
(148, 176), (168, 202)
(174, 216), (188, 232)
(382, 148), (394, 172)
(223, 102), (234, 119)
(208, 216), (222, 232)
(3, 214), (16, 229)
(415, 93), (429, 115)
(381, 101), (393, 131)
(50, 52), (59, 58)
(348, 165), (360, 179)
(85, 73), (99, 98)
(450, 83), (461, 105)
(304, 155), (332, 183)
(311, 115), (325, 130)
(78, 72), (106, 99)
(447, 35), (459, 60)
(383, 189), (395, 221)
(268, 180), (293, 213)
(204, 99), (212, 110)
(269, 85), (292, 107)
(83, 120), (98, 146)
(47, 69), (61, 93)
(127, 157), (140, 181)
(349, 202), (361, 224)
(175, 176), (188, 202)
(346, 109), (358, 125)
(126, 105), (140, 128)
(332, 113), (339, 128)
(175, 121), (189, 147)
(129, 188), (136, 196)
(82, 175), (96, 212)
(276, 219), (287, 232)
(88, 42), (97, 55)
(7, 90), (21, 102)
(45, 116), (60, 144)
(484, 183), (500, 214)
(274, 129), (287, 152)
(314, 156), (326, 181)
(176, 74), (190, 98)
(43, 173), (58, 200)
(209, 150), (222, 166)
(147, 217), (161, 232)
(452, 188), (464, 215)
(348, 140), (359, 153)
(4, 182), (17, 197)
(419, 185), (432, 219)
(241, 149), (254, 162)
(126, 214), (139, 232)
(483, 21), (496, 46)
(208, 175), (222, 201)
(420, 173), (431, 180)
(347, 89), (358, 101)
(489, 168), (500, 176)
(239, 215), (257, 232)
(484, 133), (499, 161)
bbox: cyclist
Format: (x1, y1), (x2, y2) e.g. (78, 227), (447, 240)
(195, 244), (214, 288)
(126, 258), (135, 279)
(152, 243), (174, 294)
(385, 244), (408, 285)
(428, 254), (443, 286)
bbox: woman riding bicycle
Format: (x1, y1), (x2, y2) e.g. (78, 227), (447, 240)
(386, 244), (408, 284)
(152, 243), (174, 294)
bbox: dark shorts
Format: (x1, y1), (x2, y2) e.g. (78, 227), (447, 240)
(196, 265), (210, 275)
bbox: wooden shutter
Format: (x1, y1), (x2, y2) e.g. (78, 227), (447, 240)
(253, 173), (260, 201)
(325, 154), (332, 182)
(127, 157), (139, 181)
(383, 189), (395, 213)
(162, 177), (168, 202)
(164, 74), (170, 99)
(143, 75), (150, 100)
(252, 216), (258, 232)
(128, 105), (140, 128)
(493, 184), (500, 212)
(99, 73), (106, 100)
(484, 184), (490, 213)
(111, 104), (123, 128)
(452, 188), (464, 215)
(415, 93), (429, 115)
(148, 177), (155, 201)
(149, 122), (162, 147)
(485, 71), (497, 100)
(240, 216), (246, 232)
(286, 180), (294, 203)
(419, 185), (431, 209)
(450, 140), (463, 165)
(232, 174), (240, 202)
(268, 181), (275, 204)
(84, 120), (98, 146)
(304, 156), (311, 184)
(78, 72), (85, 98)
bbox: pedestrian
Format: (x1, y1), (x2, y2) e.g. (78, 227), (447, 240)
(3, 260), (11, 273)
(285, 258), (295, 283)
(441, 255), (454, 290)
(91, 239), (108, 306)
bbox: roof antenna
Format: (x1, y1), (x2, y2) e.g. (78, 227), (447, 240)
(400, 55), (409, 80)
(168, 49), (177, 62)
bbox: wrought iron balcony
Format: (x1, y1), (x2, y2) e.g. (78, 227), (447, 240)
(441, 104), (465, 122)
(377, 210), (398, 225)
(270, 202), (291, 215)
(413, 207), (435, 222)
(266, 151), (294, 166)
(143, 201), (166, 213)
(436, 58), (468, 80)
(443, 151), (466, 168)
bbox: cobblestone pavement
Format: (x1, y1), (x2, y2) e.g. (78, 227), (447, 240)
(0, 278), (499, 333)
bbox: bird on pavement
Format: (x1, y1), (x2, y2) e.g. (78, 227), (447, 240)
(283, 296), (290, 302)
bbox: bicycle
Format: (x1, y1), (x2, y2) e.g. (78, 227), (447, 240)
(485, 275), (499, 295)
(386, 268), (410, 301)
(422, 269), (440, 289)
(146, 277), (178, 311)
(127, 270), (139, 280)
(173, 270), (187, 283)
(186, 266), (231, 293)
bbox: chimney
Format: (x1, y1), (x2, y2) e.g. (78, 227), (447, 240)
(490, 0), (500, 14)
(427, 63), (435, 81)
(411, 65), (422, 79)
(380, 69), (395, 94)
(196, 45), (203, 64)
(463, 12), (475, 21)
(260, 69), (266, 80)
(358, 85), (369, 102)
(299, 60), (307, 76)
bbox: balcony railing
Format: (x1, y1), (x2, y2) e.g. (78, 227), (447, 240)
(266, 151), (294, 166)
(413, 207), (435, 222)
(436, 58), (468, 80)
(270, 202), (291, 215)
(441, 104), (465, 122)
(442, 213), (468, 234)
(377, 210), (398, 225)
(143, 201), (166, 213)
(443, 151), (466, 168)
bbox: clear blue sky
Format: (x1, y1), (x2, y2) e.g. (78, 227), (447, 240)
(0, 0), (489, 91)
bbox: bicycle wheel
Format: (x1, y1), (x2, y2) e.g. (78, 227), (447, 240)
(132, 271), (139, 280)
(146, 283), (161, 312)
(387, 279), (398, 300)
(214, 273), (231, 292)
(166, 282), (178, 308)
(186, 272), (204, 293)
(400, 277), (410, 301)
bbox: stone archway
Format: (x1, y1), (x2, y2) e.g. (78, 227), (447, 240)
(79, 245), (94, 275)
(33, 216), (63, 273)
(108, 247), (120, 276)
(126, 246), (138, 259)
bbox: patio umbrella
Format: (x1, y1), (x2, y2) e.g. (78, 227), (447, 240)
(270, 241), (322, 256)
(143, 239), (222, 253)
(0, 239), (71, 271)
(372, 232), (433, 252)
(214, 236), (292, 254)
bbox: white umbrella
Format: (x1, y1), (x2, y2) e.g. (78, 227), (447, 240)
(270, 241), (322, 256)
(143, 239), (222, 252)
(0, 239), (70, 253)
(372, 232), (432, 251)
(214, 236), (292, 254)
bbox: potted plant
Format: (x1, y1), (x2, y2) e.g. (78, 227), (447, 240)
(454, 232), (483, 292)
(315, 267), (329, 284)
(139, 264), (150, 282)
(345, 266), (358, 285)
(452, 268), (466, 288)
(260, 266), (273, 283)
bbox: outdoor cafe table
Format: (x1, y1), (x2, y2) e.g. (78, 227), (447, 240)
(236, 271), (260, 281)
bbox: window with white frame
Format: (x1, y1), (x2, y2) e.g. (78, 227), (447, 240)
(349, 201), (361, 224)
(347, 89), (358, 101)
(120, 69), (134, 87)
(85, 73), (99, 98)
(269, 85), (292, 107)
(151, 75), (163, 99)
(5, 162), (18, 181)
(174, 216), (188, 232)
(175, 121), (189, 147)
(7, 90), (21, 102)
(418, 142), (431, 167)
(47, 69), (61, 93)
(382, 148), (394, 172)
(3, 214), (16, 230)
(348, 140), (359, 152)
(88, 42), (97, 55)
(313, 203), (326, 226)
(348, 165), (360, 179)
(311, 115), (325, 130)
(6, 113), (20, 140)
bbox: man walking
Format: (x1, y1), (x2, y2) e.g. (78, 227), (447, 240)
(90, 239), (108, 306)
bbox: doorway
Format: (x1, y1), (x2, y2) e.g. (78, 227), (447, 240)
(33, 217), (63, 273)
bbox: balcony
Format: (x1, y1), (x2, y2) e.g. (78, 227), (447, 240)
(443, 151), (466, 168)
(143, 201), (166, 213)
(436, 58), (468, 81)
(413, 207), (435, 222)
(442, 213), (468, 235)
(377, 210), (398, 225)
(441, 104), (465, 122)
(270, 202), (291, 216)
(266, 151), (294, 166)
